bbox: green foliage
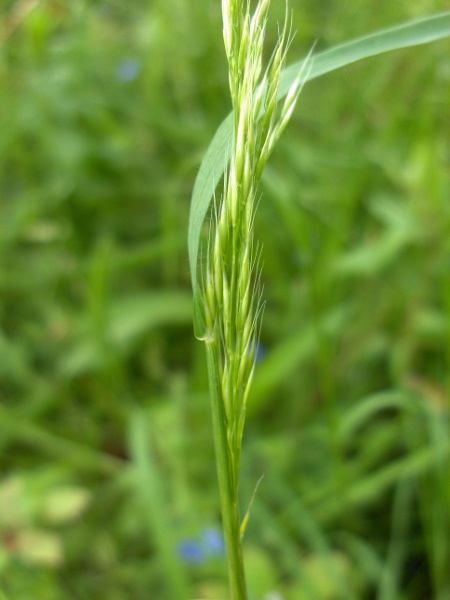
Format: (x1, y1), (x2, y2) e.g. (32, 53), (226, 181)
(0, 1), (449, 599)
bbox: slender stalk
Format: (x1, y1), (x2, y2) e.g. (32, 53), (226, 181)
(205, 340), (247, 599)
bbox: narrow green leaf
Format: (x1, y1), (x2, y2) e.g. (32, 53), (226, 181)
(338, 391), (417, 442)
(188, 12), (450, 326)
(312, 442), (450, 524)
(279, 11), (450, 98)
(128, 410), (191, 599)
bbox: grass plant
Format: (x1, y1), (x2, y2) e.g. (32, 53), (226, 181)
(196, 0), (311, 597)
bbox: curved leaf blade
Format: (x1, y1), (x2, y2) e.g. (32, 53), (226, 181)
(189, 12), (450, 324)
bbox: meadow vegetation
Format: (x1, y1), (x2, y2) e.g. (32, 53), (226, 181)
(0, 1), (449, 599)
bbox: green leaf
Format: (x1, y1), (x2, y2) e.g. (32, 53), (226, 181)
(188, 12), (450, 335)
(128, 410), (191, 599)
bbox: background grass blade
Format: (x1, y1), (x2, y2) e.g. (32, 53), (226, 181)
(128, 410), (191, 600)
(188, 11), (450, 306)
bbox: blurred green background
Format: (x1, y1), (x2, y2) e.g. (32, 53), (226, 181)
(0, 1), (449, 599)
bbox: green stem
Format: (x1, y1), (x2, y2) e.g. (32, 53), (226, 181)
(205, 340), (248, 600)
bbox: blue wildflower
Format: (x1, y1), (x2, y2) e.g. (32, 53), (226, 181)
(178, 528), (225, 565)
(201, 528), (225, 556)
(177, 539), (204, 564)
(116, 58), (142, 83)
